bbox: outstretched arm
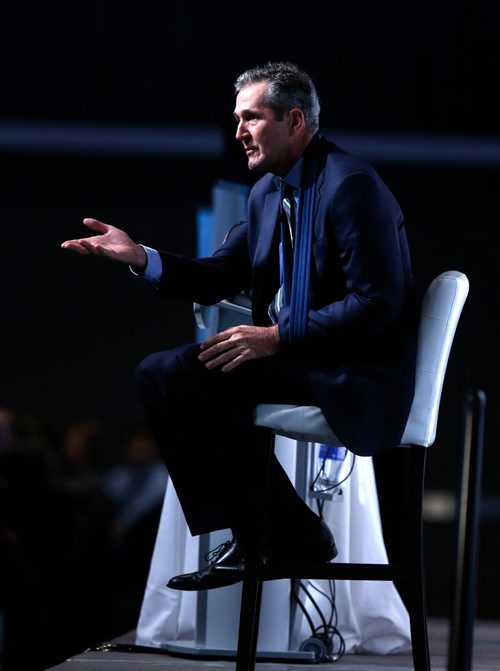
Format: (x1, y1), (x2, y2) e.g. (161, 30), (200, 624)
(61, 218), (147, 271)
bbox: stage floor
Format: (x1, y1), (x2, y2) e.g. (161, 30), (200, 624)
(48, 618), (499, 670)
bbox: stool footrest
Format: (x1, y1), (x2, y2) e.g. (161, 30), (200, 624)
(254, 561), (407, 582)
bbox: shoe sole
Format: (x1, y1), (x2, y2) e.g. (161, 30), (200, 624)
(167, 573), (244, 591)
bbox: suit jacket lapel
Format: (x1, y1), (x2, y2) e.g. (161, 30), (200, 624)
(254, 188), (280, 268)
(252, 188), (281, 319)
(313, 159), (325, 222)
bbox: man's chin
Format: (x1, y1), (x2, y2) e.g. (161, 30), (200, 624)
(246, 155), (267, 172)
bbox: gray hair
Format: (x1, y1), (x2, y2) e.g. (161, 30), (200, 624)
(234, 61), (320, 134)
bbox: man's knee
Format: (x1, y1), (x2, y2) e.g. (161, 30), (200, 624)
(134, 344), (199, 402)
(134, 351), (164, 402)
(135, 351), (160, 388)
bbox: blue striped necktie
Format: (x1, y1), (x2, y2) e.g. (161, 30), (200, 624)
(267, 136), (322, 342)
(268, 179), (295, 324)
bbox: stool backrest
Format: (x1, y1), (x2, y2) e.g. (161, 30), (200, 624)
(401, 271), (469, 447)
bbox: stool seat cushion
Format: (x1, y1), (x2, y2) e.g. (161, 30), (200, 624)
(253, 404), (342, 445)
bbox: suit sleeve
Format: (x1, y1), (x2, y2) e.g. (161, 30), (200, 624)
(154, 221), (251, 305)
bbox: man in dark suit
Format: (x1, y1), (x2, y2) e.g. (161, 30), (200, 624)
(62, 62), (418, 590)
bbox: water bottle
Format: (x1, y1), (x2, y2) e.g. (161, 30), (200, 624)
(313, 444), (347, 493)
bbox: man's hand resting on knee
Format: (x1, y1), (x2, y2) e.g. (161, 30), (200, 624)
(199, 324), (280, 372)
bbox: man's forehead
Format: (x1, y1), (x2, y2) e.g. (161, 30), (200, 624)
(234, 81), (270, 113)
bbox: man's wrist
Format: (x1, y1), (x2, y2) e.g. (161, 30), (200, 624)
(131, 245), (148, 273)
(270, 324), (280, 353)
(129, 245), (163, 281)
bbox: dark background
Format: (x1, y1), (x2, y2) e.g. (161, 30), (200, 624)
(0, 1), (499, 668)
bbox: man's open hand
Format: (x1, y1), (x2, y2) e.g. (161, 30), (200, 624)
(61, 218), (146, 270)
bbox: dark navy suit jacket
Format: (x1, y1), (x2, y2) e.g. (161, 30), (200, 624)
(157, 135), (419, 456)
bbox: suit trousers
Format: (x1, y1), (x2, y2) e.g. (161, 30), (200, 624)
(134, 343), (321, 538)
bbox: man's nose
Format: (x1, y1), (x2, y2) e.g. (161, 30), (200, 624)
(235, 120), (247, 141)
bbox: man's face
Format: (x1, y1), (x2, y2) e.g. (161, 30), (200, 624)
(234, 82), (295, 176)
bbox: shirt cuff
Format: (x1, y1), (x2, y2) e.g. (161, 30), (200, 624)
(129, 245), (162, 282)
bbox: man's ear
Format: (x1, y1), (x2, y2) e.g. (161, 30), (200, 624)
(288, 107), (306, 135)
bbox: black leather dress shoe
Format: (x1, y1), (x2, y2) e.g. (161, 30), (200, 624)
(168, 521), (338, 591)
(167, 538), (245, 591)
(214, 519), (338, 576)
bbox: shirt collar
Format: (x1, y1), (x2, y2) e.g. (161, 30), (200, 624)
(273, 154), (303, 194)
(283, 156), (303, 193)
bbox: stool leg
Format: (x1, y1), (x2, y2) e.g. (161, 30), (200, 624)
(407, 445), (430, 671)
(236, 576), (263, 671)
(236, 428), (275, 671)
(448, 389), (486, 671)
